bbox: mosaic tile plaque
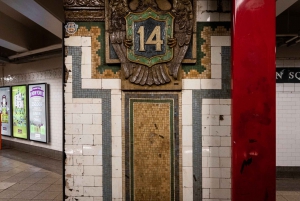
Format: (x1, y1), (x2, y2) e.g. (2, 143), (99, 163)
(125, 93), (180, 201)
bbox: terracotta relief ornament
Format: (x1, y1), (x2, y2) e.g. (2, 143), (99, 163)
(107, 0), (194, 89)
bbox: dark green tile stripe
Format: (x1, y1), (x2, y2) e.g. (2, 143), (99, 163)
(66, 46), (112, 200)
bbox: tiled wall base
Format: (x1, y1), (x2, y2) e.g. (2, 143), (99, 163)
(2, 139), (62, 160)
(124, 93), (181, 201)
(277, 167), (300, 178)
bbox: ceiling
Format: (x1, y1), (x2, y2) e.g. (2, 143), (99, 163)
(0, 0), (64, 64)
(0, 0), (299, 64)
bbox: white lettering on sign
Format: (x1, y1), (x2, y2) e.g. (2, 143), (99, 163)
(276, 70), (284, 79)
(295, 72), (300, 80)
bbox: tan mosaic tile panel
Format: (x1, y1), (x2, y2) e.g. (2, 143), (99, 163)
(133, 102), (171, 201)
(66, 26), (120, 79)
(183, 26), (230, 79)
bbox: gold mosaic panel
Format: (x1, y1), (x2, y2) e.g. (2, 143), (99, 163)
(132, 102), (172, 201)
(65, 24), (120, 79)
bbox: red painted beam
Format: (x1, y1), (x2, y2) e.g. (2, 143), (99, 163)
(232, 1), (276, 200)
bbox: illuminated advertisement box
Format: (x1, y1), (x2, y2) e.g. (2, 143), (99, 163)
(12, 85), (27, 139)
(28, 83), (48, 143)
(0, 87), (11, 136)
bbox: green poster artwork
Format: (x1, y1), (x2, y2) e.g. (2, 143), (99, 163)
(12, 86), (27, 139)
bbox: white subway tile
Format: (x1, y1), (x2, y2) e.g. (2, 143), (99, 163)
(83, 125), (102, 135)
(210, 168), (221, 178)
(94, 156), (103, 166)
(210, 126), (231, 136)
(73, 156), (93, 166)
(112, 178), (122, 199)
(283, 60), (295, 67)
(221, 137), (231, 147)
(111, 94), (122, 116)
(65, 104), (83, 114)
(202, 115), (219, 126)
(183, 187), (193, 201)
(83, 104), (102, 114)
(182, 147), (193, 167)
(73, 98), (93, 104)
(203, 99), (220, 105)
(203, 177), (219, 188)
(210, 189), (231, 199)
(211, 46), (222, 64)
(65, 165), (83, 176)
(220, 13), (231, 21)
(65, 145), (83, 156)
(81, 64), (92, 79)
(112, 115), (122, 137)
(182, 105), (193, 125)
(94, 134), (102, 145)
(65, 186), (84, 196)
(219, 147), (231, 157)
(82, 37), (91, 47)
(182, 90), (193, 105)
(84, 166), (102, 176)
(182, 79), (201, 89)
(84, 187), (102, 196)
(201, 79), (222, 89)
(102, 79), (121, 89)
(202, 126), (210, 136)
(65, 56), (73, 64)
(73, 135), (94, 145)
(207, 157), (220, 167)
(112, 137), (122, 157)
(220, 115), (231, 126)
(81, 47), (92, 65)
(94, 176), (103, 186)
(197, 11), (220, 22)
(182, 126), (193, 147)
(65, 36), (82, 46)
(202, 104), (210, 114)
(211, 36), (231, 47)
(93, 114), (102, 125)
(182, 167), (193, 188)
(65, 124), (83, 135)
(74, 176), (95, 186)
(210, 105), (231, 115)
(221, 168), (231, 178)
(83, 145), (102, 155)
(82, 79), (102, 89)
(203, 136), (221, 146)
(220, 178), (231, 189)
(211, 64), (222, 79)
(73, 114), (93, 124)
(112, 157), (122, 178)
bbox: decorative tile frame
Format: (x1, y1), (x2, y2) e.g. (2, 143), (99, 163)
(123, 92), (182, 201)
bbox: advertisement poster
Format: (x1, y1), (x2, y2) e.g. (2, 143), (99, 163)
(12, 85), (27, 139)
(29, 84), (48, 143)
(0, 87), (11, 136)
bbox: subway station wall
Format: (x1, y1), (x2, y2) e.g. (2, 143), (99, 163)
(276, 59), (300, 166)
(1, 57), (63, 151)
(63, 1), (232, 200)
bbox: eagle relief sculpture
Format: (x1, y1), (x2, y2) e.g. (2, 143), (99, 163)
(107, 0), (194, 89)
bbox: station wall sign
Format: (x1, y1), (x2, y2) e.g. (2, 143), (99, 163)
(276, 67), (300, 83)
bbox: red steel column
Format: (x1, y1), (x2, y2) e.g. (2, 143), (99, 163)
(232, 0), (276, 200)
